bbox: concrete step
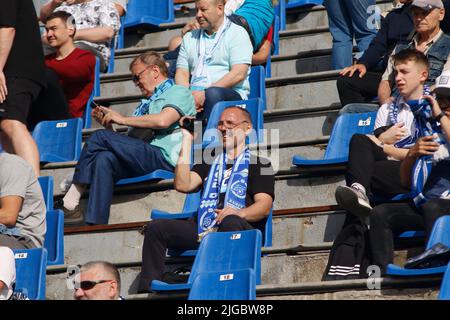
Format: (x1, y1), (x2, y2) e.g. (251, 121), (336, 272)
(97, 70), (341, 112)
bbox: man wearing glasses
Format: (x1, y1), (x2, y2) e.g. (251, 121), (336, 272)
(55, 51), (196, 225)
(138, 106), (275, 293)
(74, 261), (122, 300)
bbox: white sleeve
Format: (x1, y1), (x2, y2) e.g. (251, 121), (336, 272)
(374, 103), (389, 129)
(0, 247), (16, 300)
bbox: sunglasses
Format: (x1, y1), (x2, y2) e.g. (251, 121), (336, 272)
(75, 280), (113, 291)
(132, 65), (153, 83)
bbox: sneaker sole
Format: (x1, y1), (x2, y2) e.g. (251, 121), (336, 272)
(335, 186), (372, 219)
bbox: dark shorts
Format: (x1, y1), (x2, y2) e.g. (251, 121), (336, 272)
(0, 77), (42, 124)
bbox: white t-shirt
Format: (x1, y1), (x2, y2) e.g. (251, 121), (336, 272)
(375, 98), (416, 137)
(0, 247), (16, 300)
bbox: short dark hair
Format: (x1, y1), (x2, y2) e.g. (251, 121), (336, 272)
(45, 11), (77, 37)
(223, 106), (252, 125)
(392, 48), (429, 71)
(81, 261), (121, 294)
(129, 51), (169, 77)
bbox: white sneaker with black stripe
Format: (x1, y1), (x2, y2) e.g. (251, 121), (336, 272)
(335, 185), (372, 219)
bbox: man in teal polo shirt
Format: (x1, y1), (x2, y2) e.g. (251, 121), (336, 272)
(175, 0), (253, 123)
(55, 51), (196, 225)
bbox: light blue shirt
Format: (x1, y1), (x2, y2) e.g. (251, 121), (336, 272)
(176, 22), (253, 99)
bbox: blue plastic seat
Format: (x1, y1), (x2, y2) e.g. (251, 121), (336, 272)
(151, 229), (262, 292)
(115, 169), (174, 185)
(439, 263), (450, 300)
(32, 118), (83, 163)
(200, 98), (265, 149)
(272, 15), (280, 57)
(13, 248), (47, 300)
(274, 1), (286, 31)
(123, 0), (174, 29)
(292, 112), (377, 166)
(249, 66), (267, 109)
(188, 268), (256, 300)
(44, 210), (65, 266)
(286, 0), (324, 9)
(387, 215), (450, 276)
(38, 176), (54, 211)
(151, 195), (273, 257)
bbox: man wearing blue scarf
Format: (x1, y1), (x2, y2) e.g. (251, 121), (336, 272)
(369, 71), (450, 274)
(138, 106), (275, 293)
(55, 52), (196, 225)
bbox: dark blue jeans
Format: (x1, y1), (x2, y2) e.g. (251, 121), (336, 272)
(199, 87), (243, 123)
(72, 129), (173, 224)
(324, 0), (377, 69)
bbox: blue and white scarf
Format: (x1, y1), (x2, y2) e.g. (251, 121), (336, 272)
(190, 17), (232, 91)
(132, 79), (174, 117)
(0, 224), (22, 237)
(409, 99), (450, 206)
(197, 147), (250, 236)
(388, 86), (432, 148)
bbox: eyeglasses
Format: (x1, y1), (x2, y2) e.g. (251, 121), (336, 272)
(132, 65), (153, 83)
(75, 280), (113, 291)
(217, 120), (248, 130)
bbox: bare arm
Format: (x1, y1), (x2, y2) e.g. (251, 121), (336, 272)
(74, 27), (115, 43)
(174, 128), (203, 193)
(175, 68), (191, 87)
(252, 40), (271, 65)
(0, 28), (15, 70)
(378, 80), (393, 106)
(382, 144), (409, 161)
(0, 196), (23, 227)
(100, 106), (181, 129)
(40, 0), (63, 22)
(212, 64), (249, 88)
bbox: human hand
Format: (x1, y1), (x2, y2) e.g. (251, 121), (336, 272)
(182, 19), (200, 36)
(423, 95), (443, 119)
(192, 90), (205, 113)
(339, 63), (367, 78)
(91, 106), (105, 124)
(215, 206), (242, 224)
(100, 106), (125, 127)
(379, 122), (409, 144)
(0, 71), (7, 104)
(179, 116), (196, 140)
(406, 135), (440, 159)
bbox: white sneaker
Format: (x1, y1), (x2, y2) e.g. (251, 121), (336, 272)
(335, 185), (372, 219)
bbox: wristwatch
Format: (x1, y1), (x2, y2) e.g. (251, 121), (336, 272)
(378, 141), (385, 149)
(435, 111), (447, 122)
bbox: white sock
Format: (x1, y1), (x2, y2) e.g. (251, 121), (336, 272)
(62, 184), (85, 210)
(351, 182), (366, 195)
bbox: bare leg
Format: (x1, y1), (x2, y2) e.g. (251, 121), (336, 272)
(0, 119), (40, 177)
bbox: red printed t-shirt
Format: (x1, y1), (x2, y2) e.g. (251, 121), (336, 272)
(45, 48), (95, 118)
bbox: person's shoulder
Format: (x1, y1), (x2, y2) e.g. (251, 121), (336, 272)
(168, 84), (192, 97)
(0, 154), (33, 177)
(249, 155), (274, 174)
(0, 246), (14, 259)
(74, 48), (96, 62)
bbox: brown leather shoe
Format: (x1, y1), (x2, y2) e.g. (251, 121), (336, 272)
(55, 199), (85, 226)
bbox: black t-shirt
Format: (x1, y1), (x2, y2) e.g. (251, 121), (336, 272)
(1, 0), (45, 86)
(192, 154), (275, 232)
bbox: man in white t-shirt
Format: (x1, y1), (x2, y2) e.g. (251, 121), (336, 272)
(0, 246), (15, 300)
(335, 49), (430, 219)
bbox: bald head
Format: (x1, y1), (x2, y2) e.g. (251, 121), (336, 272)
(74, 261), (121, 300)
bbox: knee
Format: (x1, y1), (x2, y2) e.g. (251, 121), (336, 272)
(349, 133), (369, 148)
(144, 220), (167, 241)
(421, 199), (449, 222)
(92, 151), (115, 168)
(0, 119), (27, 136)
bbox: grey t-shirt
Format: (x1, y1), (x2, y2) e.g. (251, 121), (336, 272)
(0, 154), (46, 248)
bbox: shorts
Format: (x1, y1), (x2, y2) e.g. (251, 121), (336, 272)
(0, 77), (42, 124)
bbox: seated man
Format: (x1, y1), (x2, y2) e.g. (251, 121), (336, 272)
(40, 0), (120, 72)
(369, 76), (450, 274)
(44, 11), (95, 119)
(0, 153), (46, 250)
(55, 52), (196, 225)
(378, 0), (450, 105)
(138, 106), (275, 293)
(335, 49), (429, 218)
(73, 261), (122, 300)
(175, 0), (253, 123)
(337, 0), (414, 110)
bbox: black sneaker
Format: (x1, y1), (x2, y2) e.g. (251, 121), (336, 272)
(54, 198), (85, 226)
(335, 185), (372, 219)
